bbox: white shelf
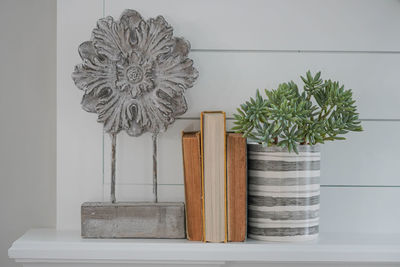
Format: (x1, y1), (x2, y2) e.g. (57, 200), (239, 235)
(8, 229), (400, 266)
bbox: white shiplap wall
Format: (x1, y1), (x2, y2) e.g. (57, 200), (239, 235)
(57, 0), (400, 232)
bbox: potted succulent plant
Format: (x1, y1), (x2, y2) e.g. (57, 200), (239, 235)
(233, 71), (362, 241)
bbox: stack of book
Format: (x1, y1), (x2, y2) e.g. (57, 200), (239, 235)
(181, 111), (247, 242)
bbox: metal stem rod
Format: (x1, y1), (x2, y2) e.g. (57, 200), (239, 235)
(152, 133), (158, 203)
(111, 133), (117, 203)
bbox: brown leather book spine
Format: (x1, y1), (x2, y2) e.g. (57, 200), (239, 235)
(227, 133), (247, 242)
(182, 132), (203, 241)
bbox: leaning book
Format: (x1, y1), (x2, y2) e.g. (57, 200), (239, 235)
(182, 131), (203, 241)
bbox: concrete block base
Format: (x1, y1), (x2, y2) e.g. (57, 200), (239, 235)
(81, 202), (185, 238)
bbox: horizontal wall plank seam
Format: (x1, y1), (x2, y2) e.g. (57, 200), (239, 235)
(321, 185), (400, 188)
(104, 183), (400, 188)
(357, 119), (400, 122)
(177, 117), (400, 122)
(192, 49), (400, 54)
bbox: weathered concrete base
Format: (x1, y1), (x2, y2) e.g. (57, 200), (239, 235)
(81, 202), (185, 239)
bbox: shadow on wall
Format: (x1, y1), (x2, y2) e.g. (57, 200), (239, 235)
(0, 0), (56, 267)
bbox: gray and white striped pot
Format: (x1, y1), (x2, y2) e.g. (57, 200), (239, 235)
(247, 144), (320, 241)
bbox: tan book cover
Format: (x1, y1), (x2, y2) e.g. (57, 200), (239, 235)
(181, 132), (203, 241)
(227, 133), (247, 242)
(200, 111), (227, 243)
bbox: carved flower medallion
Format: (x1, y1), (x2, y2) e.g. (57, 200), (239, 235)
(115, 52), (155, 98)
(72, 10), (198, 136)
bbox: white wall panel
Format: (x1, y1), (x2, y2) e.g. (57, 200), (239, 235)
(102, 184), (400, 234)
(319, 187), (400, 234)
(104, 120), (400, 187)
(57, 0), (104, 230)
(182, 52), (400, 119)
(57, 0), (400, 232)
(321, 121), (400, 186)
(103, 184), (184, 203)
(103, 119), (200, 186)
(105, 0), (400, 51)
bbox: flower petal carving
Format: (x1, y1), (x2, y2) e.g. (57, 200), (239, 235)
(81, 90), (98, 113)
(119, 9), (143, 31)
(72, 10), (198, 136)
(156, 56), (199, 95)
(127, 90), (187, 135)
(78, 41), (98, 63)
(135, 16), (174, 60)
(172, 37), (190, 57)
(92, 16), (132, 62)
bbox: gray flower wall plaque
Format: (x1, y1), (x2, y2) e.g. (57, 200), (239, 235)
(72, 9), (198, 238)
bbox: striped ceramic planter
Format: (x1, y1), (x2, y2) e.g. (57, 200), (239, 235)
(247, 144), (320, 241)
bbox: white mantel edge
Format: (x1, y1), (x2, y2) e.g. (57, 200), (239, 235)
(8, 229), (400, 265)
